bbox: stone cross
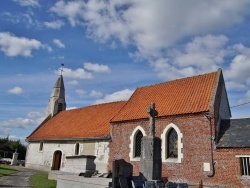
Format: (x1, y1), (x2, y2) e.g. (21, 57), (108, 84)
(147, 102), (158, 137)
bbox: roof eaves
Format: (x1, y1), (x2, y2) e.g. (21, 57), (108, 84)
(27, 134), (111, 142)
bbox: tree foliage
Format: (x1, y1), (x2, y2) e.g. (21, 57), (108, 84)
(0, 137), (26, 160)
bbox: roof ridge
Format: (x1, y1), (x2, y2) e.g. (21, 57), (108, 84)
(137, 71), (218, 90)
(66, 100), (127, 112)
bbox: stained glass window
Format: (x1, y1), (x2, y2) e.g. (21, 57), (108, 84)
(167, 128), (178, 158)
(135, 131), (143, 157)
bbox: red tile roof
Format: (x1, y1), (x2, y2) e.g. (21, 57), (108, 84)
(27, 101), (126, 141)
(111, 71), (218, 122)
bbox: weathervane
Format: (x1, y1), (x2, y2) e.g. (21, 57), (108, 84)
(60, 63), (64, 75)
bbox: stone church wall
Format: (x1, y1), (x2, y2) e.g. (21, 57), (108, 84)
(109, 113), (250, 187)
(25, 140), (110, 173)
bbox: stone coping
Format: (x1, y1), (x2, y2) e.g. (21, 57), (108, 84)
(65, 155), (96, 159)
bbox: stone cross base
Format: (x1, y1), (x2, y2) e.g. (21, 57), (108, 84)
(140, 136), (162, 181)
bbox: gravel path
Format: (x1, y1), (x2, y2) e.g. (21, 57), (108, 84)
(0, 166), (41, 188)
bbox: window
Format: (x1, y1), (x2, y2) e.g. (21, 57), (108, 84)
(240, 157), (250, 176)
(161, 123), (183, 163)
(58, 103), (63, 113)
(75, 143), (80, 155)
(134, 131), (143, 157)
(39, 142), (44, 151)
(129, 126), (146, 161)
(167, 128), (178, 158)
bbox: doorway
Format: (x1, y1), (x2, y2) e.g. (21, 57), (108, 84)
(52, 150), (62, 170)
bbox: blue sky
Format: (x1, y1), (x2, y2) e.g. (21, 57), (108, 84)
(0, 0), (250, 144)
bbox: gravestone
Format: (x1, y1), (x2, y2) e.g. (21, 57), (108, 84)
(132, 176), (145, 188)
(10, 149), (18, 166)
(140, 103), (162, 182)
(111, 159), (133, 188)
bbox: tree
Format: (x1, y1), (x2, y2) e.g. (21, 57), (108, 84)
(0, 137), (26, 160)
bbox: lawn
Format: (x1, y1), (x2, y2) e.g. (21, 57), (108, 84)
(30, 173), (57, 188)
(0, 164), (18, 176)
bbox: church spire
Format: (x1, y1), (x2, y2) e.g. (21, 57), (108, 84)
(45, 66), (66, 118)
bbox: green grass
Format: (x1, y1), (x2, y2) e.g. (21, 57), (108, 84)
(0, 164), (19, 176)
(30, 173), (56, 188)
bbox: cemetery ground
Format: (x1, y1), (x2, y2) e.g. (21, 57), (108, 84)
(0, 164), (56, 188)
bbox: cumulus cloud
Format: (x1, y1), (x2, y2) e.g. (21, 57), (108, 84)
(94, 89), (134, 104)
(0, 32), (50, 57)
(90, 90), (103, 98)
(0, 111), (43, 132)
(54, 67), (92, 79)
(53, 39), (65, 48)
(44, 20), (64, 29)
(50, 0), (250, 59)
(50, 0), (85, 27)
(8, 87), (24, 95)
(13, 0), (40, 7)
(67, 80), (78, 85)
(83, 62), (110, 73)
(75, 89), (86, 97)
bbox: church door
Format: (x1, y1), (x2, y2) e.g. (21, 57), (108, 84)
(52, 150), (62, 170)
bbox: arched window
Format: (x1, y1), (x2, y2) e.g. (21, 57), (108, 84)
(134, 131), (143, 157)
(167, 128), (178, 158)
(129, 126), (146, 161)
(58, 103), (63, 113)
(75, 143), (80, 155)
(39, 142), (44, 151)
(161, 123), (183, 163)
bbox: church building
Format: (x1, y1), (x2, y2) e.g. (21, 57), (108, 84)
(26, 68), (250, 187)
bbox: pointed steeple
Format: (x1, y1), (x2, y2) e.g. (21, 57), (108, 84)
(45, 75), (66, 117)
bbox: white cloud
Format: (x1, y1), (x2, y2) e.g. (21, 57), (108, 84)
(0, 111), (43, 130)
(67, 80), (78, 85)
(224, 54), (250, 82)
(50, 0), (85, 27)
(44, 20), (64, 29)
(8, 87), (24, 95)
(226, 81), (247, 91)
(13, 0), (40, 7)
(0, 32), (48, 57)
(95, 89), (134, 104)
(83, 62), (110, 72)
(90, 90), (103, 98)
(51, 0), (250, 59)
(75, 89), (86, 97)
(53, 39), (65, 48)
(50, 0), (250, 87)
(54, 67), (92, 79)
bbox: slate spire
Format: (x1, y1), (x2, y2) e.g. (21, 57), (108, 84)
(45, 75), (66, 117)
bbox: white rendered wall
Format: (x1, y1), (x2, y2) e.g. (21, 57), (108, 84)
(25, 140), (110, 173)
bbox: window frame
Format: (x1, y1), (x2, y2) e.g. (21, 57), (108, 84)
(129, 126), (146, 161)
(236, 155), (250, 178)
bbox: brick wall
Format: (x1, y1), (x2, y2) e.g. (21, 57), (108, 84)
(109, 113), (250, 187)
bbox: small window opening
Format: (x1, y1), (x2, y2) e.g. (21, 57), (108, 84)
(167, 128), (178, 158)
(134, 131), (143, 157)
(39, 142), (44, 151)
(58, 103), (63, 113)
(240, 157), (250, 176)
(75, 143), (80, 155)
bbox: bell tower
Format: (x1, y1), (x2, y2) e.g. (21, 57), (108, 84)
(45, 64), (66, 117)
